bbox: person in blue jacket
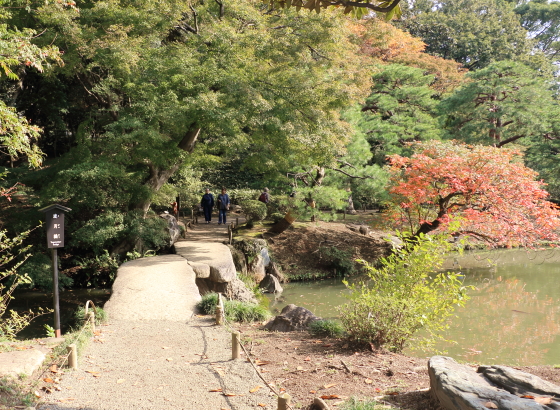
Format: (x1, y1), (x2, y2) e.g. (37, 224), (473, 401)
(200, 188), (214, 223)
(217, 187), (230, 225)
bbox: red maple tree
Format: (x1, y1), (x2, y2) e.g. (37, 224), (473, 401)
(387, 140), (560, 247)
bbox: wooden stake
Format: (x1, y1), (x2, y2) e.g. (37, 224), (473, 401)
(87, 311), (95, 333)
(67, 344), (78, 370)
(215, 306), (224, 325)
(278, 393), (291, 410)
(232, 331), (240, 359)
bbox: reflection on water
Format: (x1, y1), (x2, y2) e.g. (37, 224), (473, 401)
(266, 248), (560, 366)
(9, 288), (112, 339)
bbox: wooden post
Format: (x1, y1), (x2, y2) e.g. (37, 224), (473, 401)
(215, 306), (224, 325)
(87, 311), (95, 333)
(191, 209), (194, 220)
(195, 216), (198, 224)
(236, 217), (239, 226)
(232, 331), (240, 359)
(278, 393), (291, 410)
(67, 344), (78, 370)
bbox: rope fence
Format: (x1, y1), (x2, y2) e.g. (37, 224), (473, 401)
(216, 293), (294, 410)
(32, 300), (98, 385)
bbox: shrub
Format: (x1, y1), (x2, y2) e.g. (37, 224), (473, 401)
(240, 200), (267, 223)
(197, 293), (219, 315)
(309, 319), (345, 338)
(20, 253), (73, 290)
(338, 233), (470, 352)
(196, 293), (271, 323)
(319, 246), (356, 276)
(270, 212), (285, 223)
(74, 305), (108, 327)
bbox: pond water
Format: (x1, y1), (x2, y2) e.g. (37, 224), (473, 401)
(265, 248), (560, 366)
(9, 288), (112, 340)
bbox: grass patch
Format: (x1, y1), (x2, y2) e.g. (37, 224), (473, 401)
(0, 376), (36, 408)
(197, 293), (271, 323)
(74, 306), (108, 327)
(340, 397), (393, 410)
(308, 319), (345, 338)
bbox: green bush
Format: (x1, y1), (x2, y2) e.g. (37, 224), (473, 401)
(319, 246), (356, 276)
(338, 233), (470, 352)
(240, 200), (267, 223)
(21, 253), (73, 290)
(196, 293), (271, 322)
(228, 189), (260, 205)
(74, 306), (108, 327)
(197, 293), (219, 314)
(309, 319), (345, 338)
(270, 212), (285, 223)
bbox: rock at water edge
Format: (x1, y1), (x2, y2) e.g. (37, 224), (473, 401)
(264, 304), (321, 332)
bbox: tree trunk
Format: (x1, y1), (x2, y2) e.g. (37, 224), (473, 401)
(346, 195), (357, 215)
(111, 125), (201, 256)
(135, 126), (201, 215)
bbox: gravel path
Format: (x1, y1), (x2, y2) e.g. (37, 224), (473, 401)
(38, 318), (277, 410)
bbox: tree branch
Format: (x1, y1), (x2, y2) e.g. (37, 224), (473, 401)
(329, 0), (401, 13)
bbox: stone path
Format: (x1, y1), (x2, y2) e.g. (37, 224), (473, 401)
(37, 216), (275, 410)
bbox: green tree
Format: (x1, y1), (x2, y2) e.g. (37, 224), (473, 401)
(400, 0), (549, 71)
(349, 63), (442, 167)
(515, 0), (560, 63)
(13, 0), (367, 255)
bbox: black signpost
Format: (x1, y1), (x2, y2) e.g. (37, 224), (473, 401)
(39, 204), (72, 338)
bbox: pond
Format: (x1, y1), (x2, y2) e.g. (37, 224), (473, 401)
(9, 288), (112, 340)
(265, 248), (560, 366)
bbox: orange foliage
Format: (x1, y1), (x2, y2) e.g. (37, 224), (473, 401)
(348, 19), (466, 94)
(387, 140), (560, 247)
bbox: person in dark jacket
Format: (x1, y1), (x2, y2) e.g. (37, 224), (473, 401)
(200, 188), (214, 223)
(217, 187), (230, 225)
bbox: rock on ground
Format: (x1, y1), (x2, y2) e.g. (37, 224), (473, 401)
(429, 356), (558, 410)
(263, 304), (320, 332)
(104, 254), (201, 321)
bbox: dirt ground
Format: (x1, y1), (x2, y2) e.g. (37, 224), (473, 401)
(263, 218), (392, 280)
(235, 323), (560, 410)
(234, 216), (560, 409)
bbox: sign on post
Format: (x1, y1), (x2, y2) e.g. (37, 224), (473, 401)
(39, 204), (72, 338)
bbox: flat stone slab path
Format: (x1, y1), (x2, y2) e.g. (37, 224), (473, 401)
(104, 254), (201, 321)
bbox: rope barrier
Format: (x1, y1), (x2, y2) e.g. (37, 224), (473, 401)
(218, 295), (294, 410)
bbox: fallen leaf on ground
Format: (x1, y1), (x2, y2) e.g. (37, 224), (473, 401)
(43, 377), (54, 383)
(323, 383), (337, 389)
(520, 395), (535, 399)
(483, 402), (498, 409)
(320, 395), (341, 400)
(250, 386), (263, 393)
(49, 365), (59, 373)
(34, 391), (41, 398)
(223, 393), (245, 397)
(304, 357), (311, 361)
(535, 397), (554, 405)
(85, 371), (99, 375)
(258, 404), (266, 407)
(116, 379), (125, 384)
(364, 379), (373, 384)
(309, 390), (316, 394)
(255, 360), (271, 366)
(166, 358), (173, 361)
(209, 388), (223, 392)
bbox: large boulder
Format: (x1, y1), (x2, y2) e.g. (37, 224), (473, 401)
(259, 274), (283, 294)
(264, 304), (320, 332)
(266, 261), (287, 283)
(175, 241), (236, 283)
(228, 245), (247, 275)
(429, 356), (559, 410)
(160, 213), (181, 246)
(232, 238), (270, 282)
(196, 277), (257, 304)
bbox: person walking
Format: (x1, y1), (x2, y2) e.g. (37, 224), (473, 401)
(217, 187), (230, 225)
(200, 188), (214, 223)
(258, 188), (270, 204)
